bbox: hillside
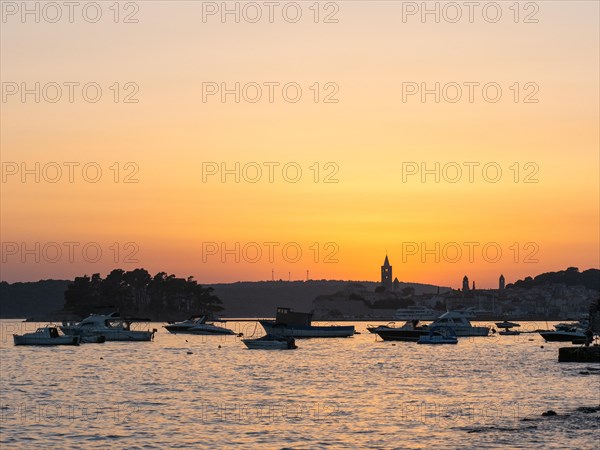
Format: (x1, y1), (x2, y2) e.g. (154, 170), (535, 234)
(508, 267), (600, 291)
(0, 278), (444, 319)
(0, 280), (71, 318)
(208, 280), (444, 317)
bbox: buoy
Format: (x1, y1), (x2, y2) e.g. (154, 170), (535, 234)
(541, 345), (544, 349)
(218, 345), (222, 349)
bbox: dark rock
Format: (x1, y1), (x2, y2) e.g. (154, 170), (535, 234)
(542, 410), (557, 416)
(576, 406), (600, 414)
(559, 346), (600, 363)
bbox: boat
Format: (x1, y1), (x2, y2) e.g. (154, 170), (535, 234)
(242, 334), (297, 350)
(499, 329), (521, 336)
(426, 311), (490, 337)
(367, 322), (396, 333)
(539, 327), (587, 344)
(539, 319), (589, 344)
(555, 318), (589, 331)
(164, 316), (235, 335)
(495, 321), (521, 329)
(417, 326), (458, 345)
(259, 307), (355, 338)
(14, 327), (81, 346)
(61, 312), (156, 341)
(393, 306), (439, 321)
(496, 321), (521, 336)
(375, 320), (433, 342)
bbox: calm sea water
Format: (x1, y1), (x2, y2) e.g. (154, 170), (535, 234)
(0, 320), (598, 449)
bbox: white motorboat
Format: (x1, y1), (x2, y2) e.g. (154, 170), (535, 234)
(61, 312), (155, 341)
(417, 326), (458, 345)
(14, 327), (81, 346)
(164, 316), (235, 335)
(425, 311), (490, 337)
(393, 306), (439, 321)
(243, 335), (297, 350)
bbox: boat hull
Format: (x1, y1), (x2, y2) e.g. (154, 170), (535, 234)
(13, 335), (80, 346)
(80, 335), (106, 343)
(417, 337), (458, 345)
(376, 329), (430, 342)
(164, 325), (194, 333)
(259, 321), (354, 338)
(243, 340), (296, 350)
(60, 327), (153, 341)
(187, 326), (235, 335)
(539, 331), (586, 343)
(437, 326), (489, 337)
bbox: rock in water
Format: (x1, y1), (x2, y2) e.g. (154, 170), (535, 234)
(558, 346), (600, 363)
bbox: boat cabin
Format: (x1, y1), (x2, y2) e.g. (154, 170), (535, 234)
(48, 327), (60, 338)
(275, 307), (312, 326)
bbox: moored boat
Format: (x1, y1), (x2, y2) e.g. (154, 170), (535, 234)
(14, 327), (81, 346)
(417, 326), (458, 345)
(539, 329), (586, 344)
(243, 334), (297, 350)
(499, 330), (521, 336)
(496, 321), (521, 336)
(259, 307), (354, 338)
(426, 311), (490, 337)
(164, 316), (235, 335)
(61, 312), (155, 341)
(495, 321), (521, 329)
(375, 320), (432, 342)
(539, 320), (588, 344)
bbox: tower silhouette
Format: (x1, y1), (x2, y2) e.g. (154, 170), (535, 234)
(381, 255), (393, 290)
(462, 275), (469, 291)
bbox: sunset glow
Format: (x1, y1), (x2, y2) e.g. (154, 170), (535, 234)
(1, 1), (598, 287)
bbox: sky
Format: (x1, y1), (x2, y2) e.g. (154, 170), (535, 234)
(1, 1), (599, 288)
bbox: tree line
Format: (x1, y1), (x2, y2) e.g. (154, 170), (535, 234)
(63, 268), (223, 319)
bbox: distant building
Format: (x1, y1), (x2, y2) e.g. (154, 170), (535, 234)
(472, 281), (476, 290)
(499, 274), (505, 290)
(381, 255), (393, 290)
(393, 277), (400, 291)
(462, 275), (469, 291)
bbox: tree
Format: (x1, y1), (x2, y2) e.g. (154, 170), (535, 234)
(63, 268), (224, 319)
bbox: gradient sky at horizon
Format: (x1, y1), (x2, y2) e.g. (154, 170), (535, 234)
(1, 1), (598, 288)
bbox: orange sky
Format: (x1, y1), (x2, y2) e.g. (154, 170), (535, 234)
(1, 1), (599, 288)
